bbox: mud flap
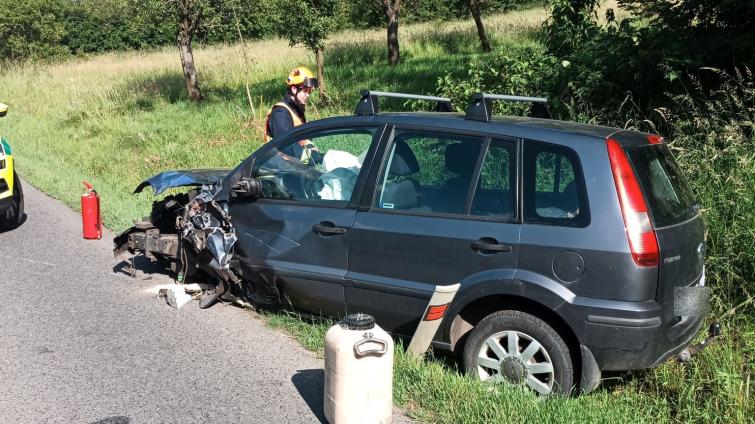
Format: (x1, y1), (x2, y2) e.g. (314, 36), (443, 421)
(579, 345), (601, 393)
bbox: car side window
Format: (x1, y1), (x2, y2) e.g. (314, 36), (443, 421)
(373, 130), (485, 215)
(470, 140), (517, 219)
(253, 128), (377, 204)
(523, 141), (588, 226)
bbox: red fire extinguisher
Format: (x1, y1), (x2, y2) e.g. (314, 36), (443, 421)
(81, 180), (102, 240)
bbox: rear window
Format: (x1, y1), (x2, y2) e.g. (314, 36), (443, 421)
(626, 144), (697, 227)
(523, 141), (589, 227)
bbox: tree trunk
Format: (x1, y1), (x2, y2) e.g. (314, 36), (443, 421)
(315, 47), (330, 103)
(177, 1), (202, 102)
(382, 0), (401, 65)
(468, 0), (491, 52)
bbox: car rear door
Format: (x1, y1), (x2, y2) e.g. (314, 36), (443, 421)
(229, 125), (385, 316)
(345, 127), (521, 336)
(625, 144), (705, 322)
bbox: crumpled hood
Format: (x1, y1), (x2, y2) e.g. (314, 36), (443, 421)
(134, 168), (230, 195)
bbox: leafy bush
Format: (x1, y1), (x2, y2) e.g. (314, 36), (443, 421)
(0, 0), (69, 61)
(659, 68), (755, 315)
(541, 0), (755, 114)
(618, 0), (755, 74)
(436, 46), (560, 115)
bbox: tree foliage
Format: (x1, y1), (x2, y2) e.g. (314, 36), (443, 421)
(617, 0), (755, 71)
(0, 0), (68, 61)
(277, 0), (343, 53)
(541, 0), (755, 111)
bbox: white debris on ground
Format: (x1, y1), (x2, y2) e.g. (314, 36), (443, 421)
(149, 283), (207, 309)
(166, 285), (192, 309)
(182, 283), (203, 293)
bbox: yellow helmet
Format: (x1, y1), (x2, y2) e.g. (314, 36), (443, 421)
(286, 66), (319, 88)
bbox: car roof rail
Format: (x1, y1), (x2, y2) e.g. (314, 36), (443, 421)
(464, 92), (551, 121)
(354, 90), (454, 115)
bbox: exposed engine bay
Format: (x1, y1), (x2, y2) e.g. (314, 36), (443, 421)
(114, 170), (265, 309)
(115, 147), (373, 311)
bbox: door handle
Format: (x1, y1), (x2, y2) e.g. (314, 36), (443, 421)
(471, 240), (512, 253)
(312, 222), (347, 235)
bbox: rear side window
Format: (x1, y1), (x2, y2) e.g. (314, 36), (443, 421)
(373, 130), (485, 214)
(471, 140), (517, 219)
(626, 144), (697, 227)
(523, 141), (589, 227)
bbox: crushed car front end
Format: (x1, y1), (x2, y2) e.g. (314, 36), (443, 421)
(114, 167), (265, 308)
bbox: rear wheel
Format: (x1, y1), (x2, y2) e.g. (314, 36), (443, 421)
(463, 310), (574, 395)
(0, 171), (24, 231)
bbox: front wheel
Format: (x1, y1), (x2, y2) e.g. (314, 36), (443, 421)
(463, 310), (574, 395)
(0, 171), (24, 231)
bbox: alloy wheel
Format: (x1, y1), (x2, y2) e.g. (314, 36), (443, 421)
(476, 330), (555, 395)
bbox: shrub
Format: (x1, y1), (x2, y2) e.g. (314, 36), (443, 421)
(0, 0), (69, 61)
(436, 46), (560, 115)
(659, 68), (755, 315)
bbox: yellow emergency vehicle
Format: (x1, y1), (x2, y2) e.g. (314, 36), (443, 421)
(0, 102), (24, 230)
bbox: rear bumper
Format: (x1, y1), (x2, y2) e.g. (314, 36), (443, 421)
(563, 280), (708, 371)
(580, 313), (704, 370)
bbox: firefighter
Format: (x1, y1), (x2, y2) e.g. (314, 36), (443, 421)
(264, 66), (323, 165)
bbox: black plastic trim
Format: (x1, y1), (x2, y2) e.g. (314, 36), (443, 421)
(579, 344), (602, 393)
(586, 315), (662, 327)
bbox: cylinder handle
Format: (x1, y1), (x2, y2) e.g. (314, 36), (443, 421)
(353, 334), (388, 357)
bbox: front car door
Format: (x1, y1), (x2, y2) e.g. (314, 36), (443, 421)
(229, 124), (385, 316)
(345, 127), (521, 336)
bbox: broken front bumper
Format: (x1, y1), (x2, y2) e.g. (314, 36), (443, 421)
(114, 222), (179, 261)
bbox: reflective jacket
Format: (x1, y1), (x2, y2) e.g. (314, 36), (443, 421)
(264, 100), (319, 164)
(264, 101), (304, 142)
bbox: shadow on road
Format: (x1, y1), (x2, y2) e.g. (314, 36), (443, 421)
(292, 369), (326, 424)
(112, 255), (173, 278)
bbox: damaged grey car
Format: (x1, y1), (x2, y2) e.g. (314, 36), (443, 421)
(116, 91), (715, 395)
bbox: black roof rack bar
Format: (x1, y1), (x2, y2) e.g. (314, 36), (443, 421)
(464, 92), (551, 122)
(355, 90), (454, 115)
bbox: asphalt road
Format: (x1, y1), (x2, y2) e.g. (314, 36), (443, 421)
(0, 181), (411, 424)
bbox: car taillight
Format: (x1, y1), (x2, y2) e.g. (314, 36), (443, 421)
(646, 134), (664, 144)
(606, 138), (659, 267)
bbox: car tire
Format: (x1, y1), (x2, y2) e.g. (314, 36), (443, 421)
(463, 310), (574, 395)
(0, 171), (24, 231)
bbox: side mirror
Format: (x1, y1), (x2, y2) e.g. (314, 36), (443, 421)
(0, 103), (7, 118)
(231, 177), (262, 197)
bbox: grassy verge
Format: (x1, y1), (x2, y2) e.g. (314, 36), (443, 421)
(265, 309), (753, 423)
(1, 2), (752, 422)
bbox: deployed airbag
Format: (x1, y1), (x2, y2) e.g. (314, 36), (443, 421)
(318, 150), (361, 201)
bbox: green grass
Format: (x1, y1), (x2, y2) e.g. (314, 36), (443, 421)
(265, 309), (754, 423)
(1, 3), (753, 423)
